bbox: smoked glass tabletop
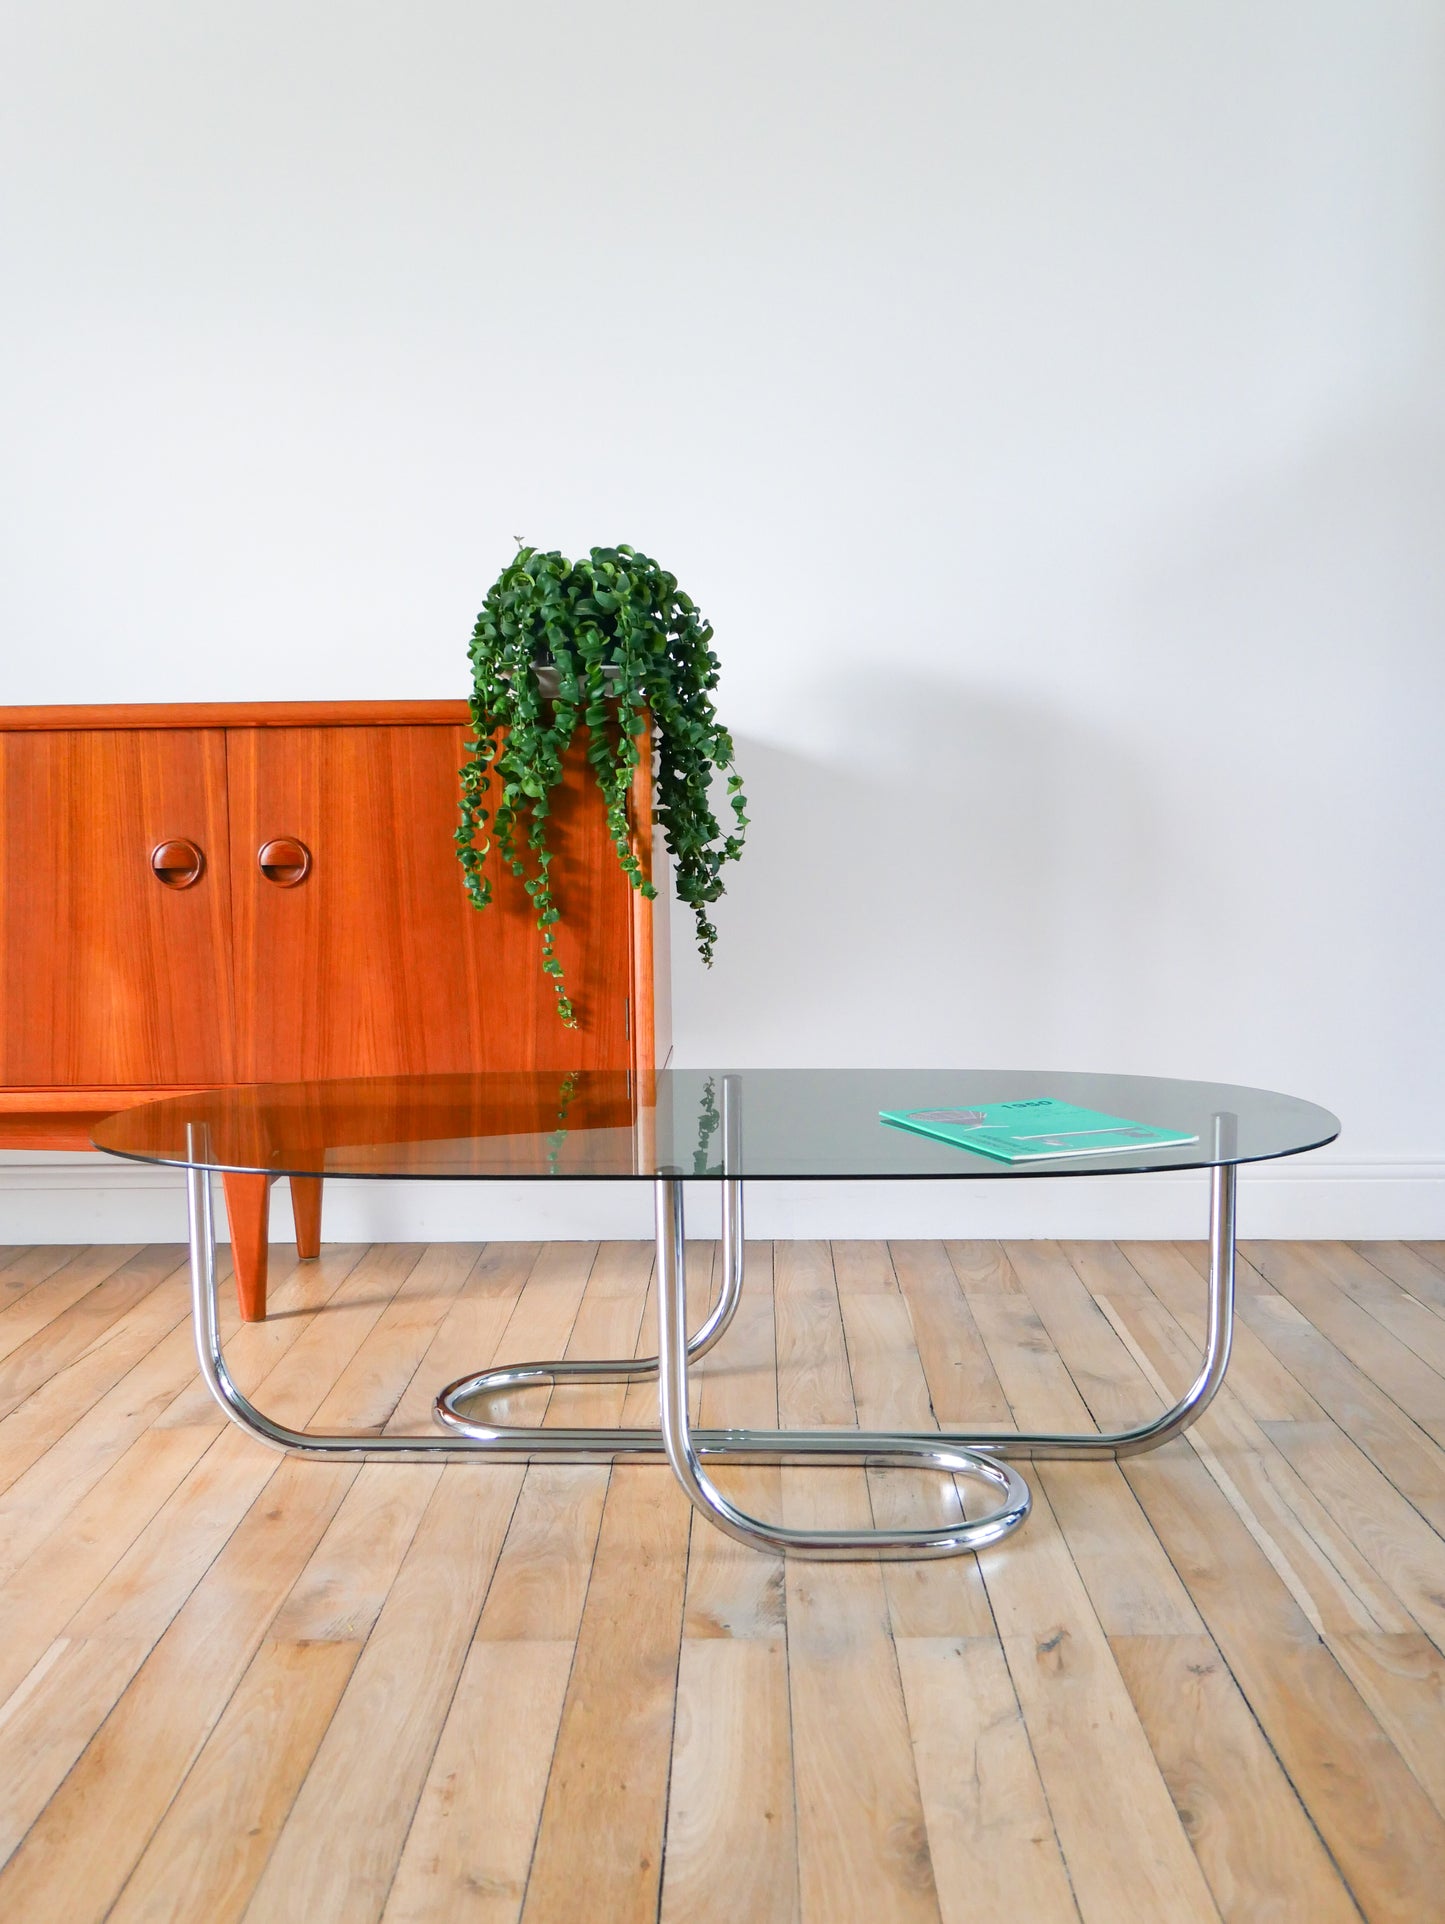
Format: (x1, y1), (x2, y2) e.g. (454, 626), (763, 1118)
(91, 1070), (1339, 1182)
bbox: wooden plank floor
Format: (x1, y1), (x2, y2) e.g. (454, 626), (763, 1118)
(1, 1235), (1444, 1923)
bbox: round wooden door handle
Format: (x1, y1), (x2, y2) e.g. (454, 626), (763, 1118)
(258, 837), (311, 886)
(150, 838), (205, 889)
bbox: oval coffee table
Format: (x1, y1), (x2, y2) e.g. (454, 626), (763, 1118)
(93, 1069), (1338, 1562)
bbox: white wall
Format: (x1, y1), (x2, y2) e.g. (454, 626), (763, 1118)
(3, 2), (1442, 1241)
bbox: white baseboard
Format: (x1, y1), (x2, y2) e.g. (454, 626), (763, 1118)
(1, 1154), (1440, 1244)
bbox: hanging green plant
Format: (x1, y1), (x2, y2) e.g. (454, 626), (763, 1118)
(456, 542), (748, 1025)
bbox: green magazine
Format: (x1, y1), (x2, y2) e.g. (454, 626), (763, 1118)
(879, 1098), (1198, 1164)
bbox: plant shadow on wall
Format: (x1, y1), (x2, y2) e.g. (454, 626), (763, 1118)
(681, 673), (1172, 1068)
(1115, 414), (1445, 1096)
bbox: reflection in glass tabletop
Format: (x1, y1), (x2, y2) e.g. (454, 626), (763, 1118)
(92, 1067), (1339, 1180)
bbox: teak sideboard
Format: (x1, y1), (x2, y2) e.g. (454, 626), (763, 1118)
(0, 701), (670, 1318)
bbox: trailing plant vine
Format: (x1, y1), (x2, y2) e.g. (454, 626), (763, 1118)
(692, 1076), (721, 1175)
(546, 1070), (580, 1173)
(457, 543), (748, 1025)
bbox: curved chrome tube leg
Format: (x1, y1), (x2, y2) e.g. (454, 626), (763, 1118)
(653, 1176), (1031, 1560)
(435, 1073), (748, 1441)
(186, 1135), (501, 1461)
(939, 1158), (1236, 1461)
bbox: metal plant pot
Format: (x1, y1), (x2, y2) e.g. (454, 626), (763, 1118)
(528, 661), (627, 700)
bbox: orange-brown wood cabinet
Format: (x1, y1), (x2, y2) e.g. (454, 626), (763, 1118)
(0, 701), (670, 1318)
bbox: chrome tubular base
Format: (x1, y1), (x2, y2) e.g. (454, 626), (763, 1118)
(433, 1175), (1031, 1556)
(181, 1095), (1238, 1560)
(648, 1175), (1032, 1558)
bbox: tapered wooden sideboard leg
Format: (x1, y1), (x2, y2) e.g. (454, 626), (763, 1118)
(289, 1175), (323, 1260)
(222, 1171), (273, 1322)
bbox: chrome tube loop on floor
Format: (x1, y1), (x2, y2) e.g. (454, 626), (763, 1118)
(652, 1175), (1032, 1559)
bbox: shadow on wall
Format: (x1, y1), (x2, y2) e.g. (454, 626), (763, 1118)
(1110, 411), (1445, 1121)
(674, 672), (1177, 1068)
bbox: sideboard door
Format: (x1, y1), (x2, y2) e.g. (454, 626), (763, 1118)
(0, 729), (236, 1086)
(227, 724), (634, 1081)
